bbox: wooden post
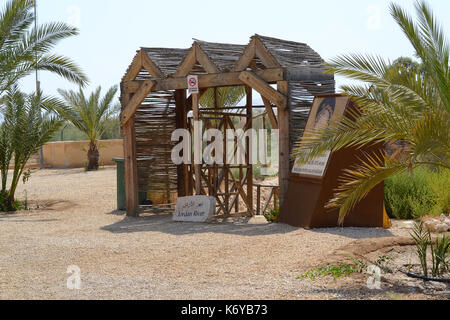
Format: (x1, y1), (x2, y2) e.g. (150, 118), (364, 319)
(175, 89), (187, 197)
(224, 117), (229, 215)
(246, 86), (254, 216)
(256, 185), (261, 216)
(192, 93), (202, 195)
(277, 81), (290, 207)
(122, 91), (139, 217)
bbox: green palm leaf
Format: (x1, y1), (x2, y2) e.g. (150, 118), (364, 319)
(293, 0), (449, 222)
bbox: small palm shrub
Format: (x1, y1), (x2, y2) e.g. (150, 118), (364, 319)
(0, 87), (63, 212)
(410, 221), (450, 277)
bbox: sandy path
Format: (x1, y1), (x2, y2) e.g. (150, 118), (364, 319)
(0, 168), (413, 300)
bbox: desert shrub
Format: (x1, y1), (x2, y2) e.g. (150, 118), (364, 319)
(264, 208), (280, 223)
(427, 168), (450, 215)
(384, 168), (449, 219)
(298, 257), (367, 279)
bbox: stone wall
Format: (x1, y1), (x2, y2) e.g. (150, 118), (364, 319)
(42, 140), (123, 168)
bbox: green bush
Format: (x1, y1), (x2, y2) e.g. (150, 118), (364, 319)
(385, 168), (450, 219)
(427, 168), (450, 215)
(264, 208), (280, 223)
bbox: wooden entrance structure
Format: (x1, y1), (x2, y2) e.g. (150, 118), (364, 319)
(120, 35), (335, 217)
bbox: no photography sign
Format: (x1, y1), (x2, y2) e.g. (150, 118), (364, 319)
(187, 75), (199, 95)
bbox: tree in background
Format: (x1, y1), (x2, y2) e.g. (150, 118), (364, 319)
(293, 1), (449, 223)
(199, 86), (246, 109)
(0, 0), (87, 96)
(0, 86), (63, 211)
(57, 86), (120, 171)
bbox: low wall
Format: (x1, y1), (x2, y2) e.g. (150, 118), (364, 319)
(43, 140), (124, 168)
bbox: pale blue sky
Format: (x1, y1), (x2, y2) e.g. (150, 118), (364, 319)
(20, 0), (450, 100)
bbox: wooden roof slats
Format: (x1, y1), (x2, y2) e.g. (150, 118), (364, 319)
(135, 90), (178, 194)
(121, 80), (155, 125)
(255, 34), (324, 67)
(142, 48), (190, 77)
(194, 39), (246, 72)
(122, 35), (330, 84)
(174, 43), (220, 77)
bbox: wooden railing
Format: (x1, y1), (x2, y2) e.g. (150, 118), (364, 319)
(254, 183), (279, 216)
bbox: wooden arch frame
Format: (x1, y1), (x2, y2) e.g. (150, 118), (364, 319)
(120, 36), (334, 217)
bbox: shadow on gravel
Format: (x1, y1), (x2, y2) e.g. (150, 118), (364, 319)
(101, 213), (297, 237)
(311, 227), (394, 239)
(101, 213), (394, 239)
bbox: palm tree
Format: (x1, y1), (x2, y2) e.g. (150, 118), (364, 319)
(199, 86), (246, 109)
(0, 85), (63, 211)
(293, 0), (449, 224)
(57, 86), (119, 171)
(0, 0), (88, 96)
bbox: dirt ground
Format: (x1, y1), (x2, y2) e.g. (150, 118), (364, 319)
(0, 168), (448, 300)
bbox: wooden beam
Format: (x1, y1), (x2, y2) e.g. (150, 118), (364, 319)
(261, 96), (279, 129)
(174, 47), (197, 77)
(175, 90), (187, 197)
(246, 86), (253, 217)
(254, 38), (281, 69)
(140, 50), (164, 78)
(286, 67), (334, 82)
(239, 71), (287, 109)
(122, 51), (142, 82)
(121, 92), (139, 217)
(192, 93), (202, 195)
(194, 43), (220, 74)
(121, 80), (154, 125)
(277, 81), (290, 207)
(229, 170), (255, 216)
(232, 38), (256, 72)
(122, 68), (285, 93)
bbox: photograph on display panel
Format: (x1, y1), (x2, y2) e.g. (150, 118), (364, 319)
(292, 96), (350, 177)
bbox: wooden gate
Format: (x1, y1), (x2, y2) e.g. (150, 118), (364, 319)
(181, 87), (254, 217)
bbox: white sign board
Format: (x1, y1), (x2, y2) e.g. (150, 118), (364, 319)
(187, 75), (199, 95)
(174, 196), (216, 223)
(292, 151), (331, 177)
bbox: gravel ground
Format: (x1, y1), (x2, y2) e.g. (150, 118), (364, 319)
(0, 168), (440, 300)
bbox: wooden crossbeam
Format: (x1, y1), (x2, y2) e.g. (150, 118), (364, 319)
(232, 38), (256, 72)
(231, 37), (280, 71)
(123, 52), (143, 82)
(200, 170), (227, 214)
(261, 96), (279, 129)
(140, 50), (164, 78)
(122, 68), (285, 93)
(174, 43), (220, 77)
(175, 48), (196, 77)
(194, 43), (220, 74)
(254, 38), (280, 69)
(229, 170), (254, 216)
(239, 71), (287, 109)
(121, 80), (154, 125)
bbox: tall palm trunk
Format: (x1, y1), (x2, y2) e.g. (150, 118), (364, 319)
(87, 142), (99, 171)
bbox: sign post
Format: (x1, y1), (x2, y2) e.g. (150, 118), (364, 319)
(188, 75), (202, 195)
